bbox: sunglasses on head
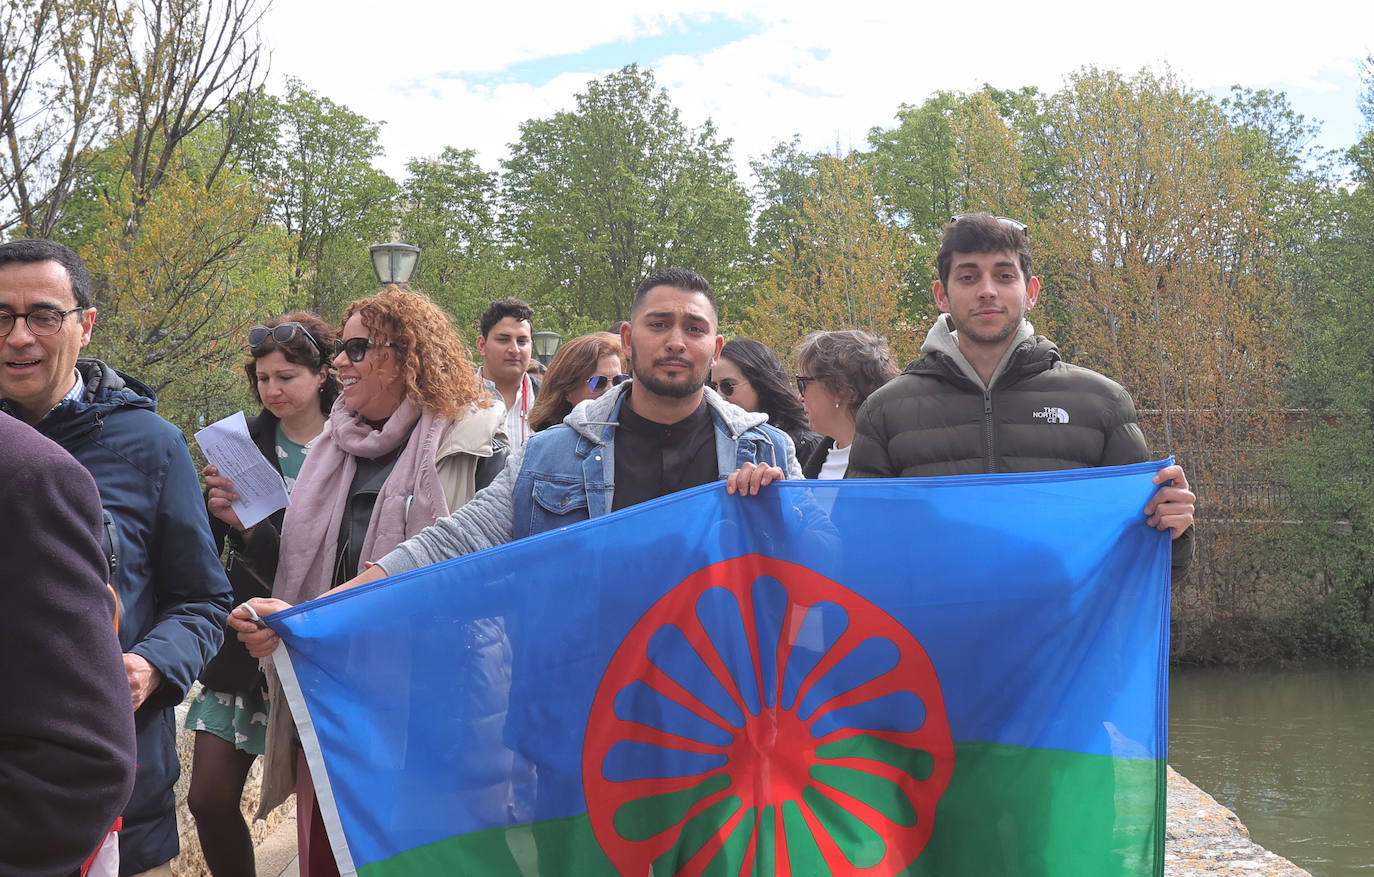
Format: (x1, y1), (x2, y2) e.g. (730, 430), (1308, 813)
(951, 213), (1028, 233)
(248, 321), (324, 359)
(333, 337), (396, 363)
(708, 377), (744, 397)
(588, 373), (631, 393)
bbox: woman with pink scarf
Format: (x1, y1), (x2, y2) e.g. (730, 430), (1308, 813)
(206, 286), (506, 876)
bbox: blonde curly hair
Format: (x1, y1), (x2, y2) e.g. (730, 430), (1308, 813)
(342, 286), (488, 420)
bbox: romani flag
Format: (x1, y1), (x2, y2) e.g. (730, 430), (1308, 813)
(269, 461), (1173, 876)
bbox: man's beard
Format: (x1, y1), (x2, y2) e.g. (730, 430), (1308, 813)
(629, 346), (707, 399)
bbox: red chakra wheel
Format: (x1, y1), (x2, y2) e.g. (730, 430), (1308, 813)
(583, 555), (954, 876)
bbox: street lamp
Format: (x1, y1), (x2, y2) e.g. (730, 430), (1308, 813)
(531, 330), (562, 367)
(369, 243), (420, 286)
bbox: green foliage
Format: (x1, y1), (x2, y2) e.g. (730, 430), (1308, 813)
(501, 64), (752, 327)
(242, 78), (398, 317)
(743, 152), (923, 365)
(399, 147), (508, 334)
(1259, 129), (1374, 660)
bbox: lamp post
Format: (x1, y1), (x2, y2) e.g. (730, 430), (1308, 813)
(369, 243), (420, 287)
(531, 330), (562, 367)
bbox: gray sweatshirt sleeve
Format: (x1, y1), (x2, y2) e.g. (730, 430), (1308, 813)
(375, 444), (525, 575)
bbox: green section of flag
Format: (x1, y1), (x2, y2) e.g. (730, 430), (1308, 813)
(358, 741), (1162, 877)
(901, 741), (1164, 877)
(358, 811), (611, 877)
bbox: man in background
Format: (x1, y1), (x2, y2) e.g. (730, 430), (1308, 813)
(847, 212), (1195, 573)
(477, 297), (538, 447)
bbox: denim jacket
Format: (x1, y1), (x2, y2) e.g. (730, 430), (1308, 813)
(379, 381), (803, 574)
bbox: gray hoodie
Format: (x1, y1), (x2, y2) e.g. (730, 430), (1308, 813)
(377, 380), (802, 575)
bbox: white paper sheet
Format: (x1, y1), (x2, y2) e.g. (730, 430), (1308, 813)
(194, 411), (289, 529)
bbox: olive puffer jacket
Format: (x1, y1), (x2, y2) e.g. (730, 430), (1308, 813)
(849, 335), (1148, 478)
(849, 317), (1193, 574)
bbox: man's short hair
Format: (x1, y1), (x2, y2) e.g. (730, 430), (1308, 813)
(479, 298), (533, 338)
(632, 267), (717, 317)
(0, 239), (92, 308)
(936, 213), (1032, 288)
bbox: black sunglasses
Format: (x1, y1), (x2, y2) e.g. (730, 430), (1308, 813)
(708, 377), (745, 397)
(334, 337), (396, 363)
(588, 373), (631, 393)
(248, 321), (324, 359)
(794, 374), (826, 395)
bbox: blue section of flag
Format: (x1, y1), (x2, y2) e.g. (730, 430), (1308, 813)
(269, 462), (1172, 870)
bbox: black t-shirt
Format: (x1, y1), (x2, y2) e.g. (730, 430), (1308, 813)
(612, 392), (718, 511)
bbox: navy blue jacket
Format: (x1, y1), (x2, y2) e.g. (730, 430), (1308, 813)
(6, 359), (232, 874)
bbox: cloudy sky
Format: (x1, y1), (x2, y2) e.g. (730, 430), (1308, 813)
(262, 2), (1372, 182)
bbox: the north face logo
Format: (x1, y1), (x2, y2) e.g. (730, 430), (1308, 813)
(1034, 406), (1070, 423)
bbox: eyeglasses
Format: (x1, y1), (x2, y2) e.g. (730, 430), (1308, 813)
(587, 373), (631, 394)
(708, 377), (745, 397)
(795, 374), (826, 395)
(951, 213), (1028, 233)
(334, 337), (396, 363)
(0, 307), (85, 337)
(248, 322), (324, 359)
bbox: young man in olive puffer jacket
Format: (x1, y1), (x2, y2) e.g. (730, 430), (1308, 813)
(848, 212), (1195, 575)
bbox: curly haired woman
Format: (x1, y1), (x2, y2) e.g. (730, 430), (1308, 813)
(206, 286), (507, 876)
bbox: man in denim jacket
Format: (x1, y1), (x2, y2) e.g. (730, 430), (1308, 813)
(234, 267), (801, 632)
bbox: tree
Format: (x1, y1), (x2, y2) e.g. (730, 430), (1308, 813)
(77, 131), (277, 431)
(0, 0), (121, 237)
(864, 87), (1032, 303)
(106, 0), (265, 238)
(1026, 68), (1290, 654)
(243, 78), (398, 315)
(744, 153), (922, 365)
(750, 135), (820, 272)
(398, 146), (511, 331)
(501, 64), (751, 327)
(1258, 109), (1374, 660)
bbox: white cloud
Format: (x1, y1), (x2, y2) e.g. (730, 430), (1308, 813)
(263, 0), (1373, 180)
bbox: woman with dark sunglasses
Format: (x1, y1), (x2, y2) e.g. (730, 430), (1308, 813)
(205, 287), (507, 876)
(190, 310), (338, 876)
(793, 330), (898, 479)
(713, 338), (822, 465)
(528, 332), (627, 432)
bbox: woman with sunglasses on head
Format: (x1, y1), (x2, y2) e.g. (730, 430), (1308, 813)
(713, 338), (823, 465)
(206, 287), (507, 876)
(793, 330), (898, 479)
(190, 311), (338, 877)
(528, 332), (628, 432)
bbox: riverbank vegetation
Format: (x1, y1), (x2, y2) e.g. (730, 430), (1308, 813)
(3, 0), (1371, 664)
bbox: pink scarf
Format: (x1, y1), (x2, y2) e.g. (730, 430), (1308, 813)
(272, 397), (452, 606)
(258, 396), (454, 817)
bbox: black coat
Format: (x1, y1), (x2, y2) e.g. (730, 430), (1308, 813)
(200, 409), (283, 693)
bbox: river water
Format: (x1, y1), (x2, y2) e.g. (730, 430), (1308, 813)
(1168, 665), (1374, 875)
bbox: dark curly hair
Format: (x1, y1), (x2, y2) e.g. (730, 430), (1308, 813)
(343, 286), (489, 420)
(719, 338), (810, 435)
(936, 212), (1032, 288)
(794, 329), (898, 418)
(244, 311), (340, 413)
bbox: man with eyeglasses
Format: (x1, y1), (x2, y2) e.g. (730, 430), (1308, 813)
(0, 239), (231, 877)
(847, 212), (1196, 574)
